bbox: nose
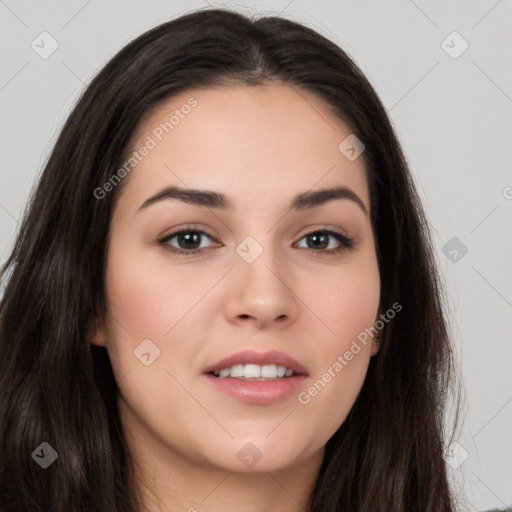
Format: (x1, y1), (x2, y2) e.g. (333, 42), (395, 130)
(224, 245), (299, 330)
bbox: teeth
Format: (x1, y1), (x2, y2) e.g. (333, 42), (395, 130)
(244, 364), (261, 378)
(230, 364), (244, 378)
(261, 364), (277, 378)
(212, 363), (296, 379)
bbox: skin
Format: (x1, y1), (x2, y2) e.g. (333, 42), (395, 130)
(91, 83), (381, 512)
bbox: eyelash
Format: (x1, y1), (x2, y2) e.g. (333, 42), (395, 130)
(157, 225), (355, 257)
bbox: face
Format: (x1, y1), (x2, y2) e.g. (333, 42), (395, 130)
(92, 83), (380, 476)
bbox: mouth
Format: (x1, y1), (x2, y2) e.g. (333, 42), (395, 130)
(203, 349), (309, 404)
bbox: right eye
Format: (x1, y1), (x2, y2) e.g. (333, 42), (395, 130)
(158, 228), (220, 256)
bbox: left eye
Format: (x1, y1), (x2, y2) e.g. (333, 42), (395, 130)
(158, 228), (353, 255)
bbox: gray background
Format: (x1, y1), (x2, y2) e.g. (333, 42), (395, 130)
(1, 1), (511, 510)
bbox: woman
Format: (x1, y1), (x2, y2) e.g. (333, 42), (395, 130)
(0, 7), (461, 511)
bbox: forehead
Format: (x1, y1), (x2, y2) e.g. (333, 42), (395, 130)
(118, 83), (369, 213)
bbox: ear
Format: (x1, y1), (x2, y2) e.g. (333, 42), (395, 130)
(89, 312), (107, 347)
(370, 306), (383, 357)
(370, 335), (381, 357)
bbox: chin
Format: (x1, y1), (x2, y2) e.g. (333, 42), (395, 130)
(198, 436), (314, 474)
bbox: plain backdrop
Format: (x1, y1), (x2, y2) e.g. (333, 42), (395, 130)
(0, 1), (511, 510)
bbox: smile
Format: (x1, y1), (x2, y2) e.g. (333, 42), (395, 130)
(212, 363), (295, 380)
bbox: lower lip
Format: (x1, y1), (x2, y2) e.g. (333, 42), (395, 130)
(203, 373), (308, 404)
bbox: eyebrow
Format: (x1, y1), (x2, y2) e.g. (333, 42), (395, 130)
(138, 185), (368, 215)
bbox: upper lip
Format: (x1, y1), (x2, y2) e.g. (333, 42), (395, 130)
(204, 349), (309, 376)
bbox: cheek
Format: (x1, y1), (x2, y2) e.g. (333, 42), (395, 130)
(307, 255), (380, 351)
(101, 255), (160, 389)
(101, 238), (217, 386)
(296, 255), (379, 432)
(104, 240), (211, 340)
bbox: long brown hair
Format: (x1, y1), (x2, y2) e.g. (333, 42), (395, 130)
(0, 7), (461, 511)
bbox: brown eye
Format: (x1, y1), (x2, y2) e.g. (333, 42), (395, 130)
(296, 230), (354, 254)
(158, 228), (218, 255)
